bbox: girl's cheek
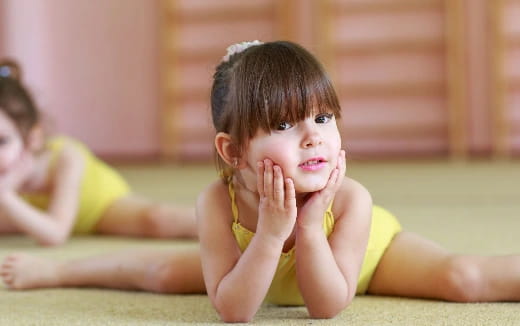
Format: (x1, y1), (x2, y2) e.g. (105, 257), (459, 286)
(0, 150), (20, 173)
(264, 146), (288, 163)
(0, 158), (12, 174)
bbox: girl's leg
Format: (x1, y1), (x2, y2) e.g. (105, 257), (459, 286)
(367, 232), (520, 302)
(0, 217), (18, 233)
(0, 249), (205, 293)
(95, 195), (197, 238)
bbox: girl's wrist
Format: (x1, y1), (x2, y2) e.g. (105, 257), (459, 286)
(253, 230), (286, 252)
(296, 222), (325, 240)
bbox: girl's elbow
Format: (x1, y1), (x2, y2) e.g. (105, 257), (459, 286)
(215, 301), (256, 323)
(308, 307), (342, 320)
(308, 296), (353, 319)
(218, 309), (255, 323)
(220, 314), (254, 323)
(38, 237), (65, 247)
(37, 232), (69, 247)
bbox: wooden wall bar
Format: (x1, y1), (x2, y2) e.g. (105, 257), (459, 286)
(321, 0), (452, 158)
(160, 0), (520, 160)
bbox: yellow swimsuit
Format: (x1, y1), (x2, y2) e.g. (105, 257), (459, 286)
(229, 182), (402, 305)
(21, 136), (131, 234)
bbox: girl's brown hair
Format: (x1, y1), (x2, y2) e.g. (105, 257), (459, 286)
(0, 59), (40, 142)
(210, 41), (341, 180)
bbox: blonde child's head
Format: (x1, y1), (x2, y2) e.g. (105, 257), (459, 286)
(210, 41), (341, 181)
(0, 59), (40, 144)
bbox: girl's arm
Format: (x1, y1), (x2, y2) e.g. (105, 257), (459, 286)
(296, 178), (372, 318)
(197, 161), (296, 323)
(295, 151), (372, 318)
(0, 145), (84, 246)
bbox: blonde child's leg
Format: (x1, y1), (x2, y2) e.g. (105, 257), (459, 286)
(95, 195), (197, 238)
(367, 232), (520, 302)
(0, 217), (18, 233)
(0, 249), (205, 293)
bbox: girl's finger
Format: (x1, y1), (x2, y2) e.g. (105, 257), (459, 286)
(1, 274), (13, 284)
(326, 150), (346, 194)
(284, 178), (296, 206)
(318, 167), (340, 202)
(257, 161), (265, 197)
(273, 165), (284, 204)
(339, 150), (347, 177)
(327, 168), (340, 191)
(263, 159), (274, 199)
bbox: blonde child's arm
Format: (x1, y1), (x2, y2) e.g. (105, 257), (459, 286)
(198, 162), (296, 322)
(296, 177), (372, 318)
(0, 145), (84, 246)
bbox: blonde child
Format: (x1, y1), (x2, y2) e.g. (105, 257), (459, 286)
(0, 60), (196, 246)
(2, 41), (520, 323)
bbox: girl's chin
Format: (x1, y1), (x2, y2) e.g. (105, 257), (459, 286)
(294, 180), (329, 193)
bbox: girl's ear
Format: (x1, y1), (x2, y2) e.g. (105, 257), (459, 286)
(215, 132), (245, 168)
(26, 125), (44, 152)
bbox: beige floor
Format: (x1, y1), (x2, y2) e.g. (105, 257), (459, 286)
(1, 161), (519, 325)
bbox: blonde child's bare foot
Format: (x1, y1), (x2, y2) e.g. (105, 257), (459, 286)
(1, 253), (62, 289)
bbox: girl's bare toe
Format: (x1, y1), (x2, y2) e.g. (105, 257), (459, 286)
(0, 253), (60, 290)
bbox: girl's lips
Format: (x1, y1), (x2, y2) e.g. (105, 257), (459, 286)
(298, 157), (327, 171)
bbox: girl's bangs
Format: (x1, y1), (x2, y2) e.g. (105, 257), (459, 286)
(233, 41), (342, 140)
(256, 67), (341, 132)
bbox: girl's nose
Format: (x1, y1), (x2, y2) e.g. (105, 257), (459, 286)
(301, 126), (323, 148)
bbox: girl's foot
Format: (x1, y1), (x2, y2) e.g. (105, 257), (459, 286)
(0, 253), (61, 289)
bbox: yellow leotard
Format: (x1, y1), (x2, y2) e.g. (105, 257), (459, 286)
(21, 136), (131, 234)
(229, 182), (402, 306)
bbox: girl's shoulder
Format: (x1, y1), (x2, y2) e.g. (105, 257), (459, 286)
(42, 136), (86, 182)
(197, 180), (232, 220)
(196, 179), (237, 240)
(331, 177), (373, 220)
(198, 179), (228, 201)
(45, 136), (90, 155)
(25, 137), (85, 191)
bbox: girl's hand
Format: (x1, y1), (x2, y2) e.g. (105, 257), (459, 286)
(297, 150), (346, 230)
(255, 159), (297, 242)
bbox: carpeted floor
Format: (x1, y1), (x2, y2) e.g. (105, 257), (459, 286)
(1, 161), (519, 325)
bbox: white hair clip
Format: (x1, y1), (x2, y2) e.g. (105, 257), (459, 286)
(222, 40), (263, 62)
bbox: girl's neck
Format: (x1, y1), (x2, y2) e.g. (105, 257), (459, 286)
(232, 175), (258, 205)
(295, 192), (313, 206)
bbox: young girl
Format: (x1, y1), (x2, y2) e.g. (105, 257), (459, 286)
(2, 41), (520, 322)
(0, 59), (196, 246)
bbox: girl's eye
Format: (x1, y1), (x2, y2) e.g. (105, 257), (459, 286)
(276, 121), (293, 131)
(315, 113), (333, 124)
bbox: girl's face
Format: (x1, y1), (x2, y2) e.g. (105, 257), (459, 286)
(0, 110), (25, 174)
(241, 110), (342, 194)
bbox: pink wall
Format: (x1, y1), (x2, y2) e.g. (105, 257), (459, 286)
(0, 0), (159, 158)
(2, 1), (518, 159)
(464, 0), (492, 154)
(0, 2), (4, 54)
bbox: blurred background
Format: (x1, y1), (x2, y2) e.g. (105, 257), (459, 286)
(1, 1), (520, 288)
(0, 0), (519, 162)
